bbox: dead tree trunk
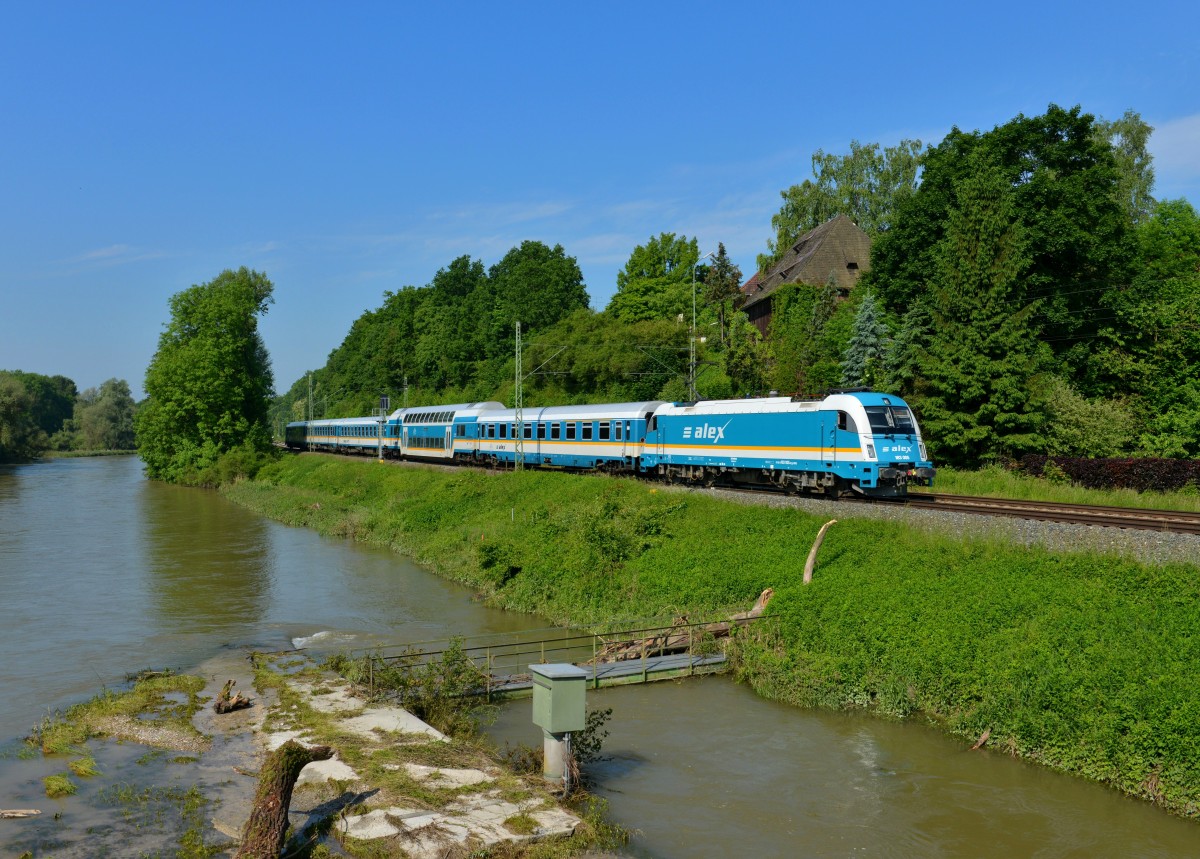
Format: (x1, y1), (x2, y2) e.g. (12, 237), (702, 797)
(803, 519), (837, 584)
(235, 740), (332, 859)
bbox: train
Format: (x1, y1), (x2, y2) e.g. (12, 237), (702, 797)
(285, 390), (935, 498)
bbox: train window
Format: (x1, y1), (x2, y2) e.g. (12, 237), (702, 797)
(566, 422), (576, 440)
(509, 423), (515, 439)
(649, 416), (657, 431)
(582, 423), (593, 440)
(524, 423), (533, 440)
(599, 422), (610, 441)
(837, 411), (859, 432)
(456, 425), (465, 438)
(537, 423), (546, 439)
(550, 423), (560, 440)
(500, 423), (507, 439)
(615, 422), (623, 440)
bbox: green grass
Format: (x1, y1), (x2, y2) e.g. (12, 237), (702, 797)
(225, 455), (1200, 820)
(927, 464), (1200, 513)
(31, 672), (207, 754)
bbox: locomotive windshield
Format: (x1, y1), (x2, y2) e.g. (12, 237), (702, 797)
(864, 406), (917, 434)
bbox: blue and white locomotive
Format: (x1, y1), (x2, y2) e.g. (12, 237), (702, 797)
(285, 391), (935, 497)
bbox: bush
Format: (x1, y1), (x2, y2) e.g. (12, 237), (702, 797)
(1015, 454), (1200, 493)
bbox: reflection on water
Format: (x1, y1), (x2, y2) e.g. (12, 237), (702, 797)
(141, 479), (271, 633)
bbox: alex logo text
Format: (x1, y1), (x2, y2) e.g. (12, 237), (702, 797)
(682, 420), (732, 442)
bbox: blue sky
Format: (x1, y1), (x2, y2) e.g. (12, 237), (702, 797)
(2, 2), (1198, 399)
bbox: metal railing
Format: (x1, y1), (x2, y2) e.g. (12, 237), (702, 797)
(346, 614), (776, 701)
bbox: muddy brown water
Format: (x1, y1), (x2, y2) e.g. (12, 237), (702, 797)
(2, 456), (1198, 857)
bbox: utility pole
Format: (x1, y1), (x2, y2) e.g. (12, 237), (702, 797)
(514, 321), (524, 471)
(307, 372), (313, 422)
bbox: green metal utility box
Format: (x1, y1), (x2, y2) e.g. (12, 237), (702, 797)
(530, 663), (587, 734)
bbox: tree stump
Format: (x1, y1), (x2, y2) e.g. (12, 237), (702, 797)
(234, 740), (332, 859)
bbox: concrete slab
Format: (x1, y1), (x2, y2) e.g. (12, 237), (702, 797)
(295, 755), (360, 786)
(402, 762), (495, 787)
(339, 808), (401, 839)
(341, 707), (449, 742)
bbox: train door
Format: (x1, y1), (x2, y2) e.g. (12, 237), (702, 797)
(401, 426), (408, 457)
(445, 426), (452, 456)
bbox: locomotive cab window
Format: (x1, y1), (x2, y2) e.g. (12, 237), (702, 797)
(837, 411), (858, 433)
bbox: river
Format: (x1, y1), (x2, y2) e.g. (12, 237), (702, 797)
(2, 456), (1197, 856)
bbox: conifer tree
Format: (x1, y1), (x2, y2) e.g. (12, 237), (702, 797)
(914, 158), (1050, 466)
(839, 289), (888, 388)
(702, 242), (743, 344)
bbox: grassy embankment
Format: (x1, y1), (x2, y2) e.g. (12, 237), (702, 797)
(224, 455), (1200, 819)
(929, 464), (1200, 512)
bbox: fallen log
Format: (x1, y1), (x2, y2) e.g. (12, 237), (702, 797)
(214, 679), (252, 714)
(235, 740), (332, 859)
(1, 809), (41, 819)
(594, 588), (776, 663)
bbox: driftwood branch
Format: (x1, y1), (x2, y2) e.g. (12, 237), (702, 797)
(803, 519), (837, 584)
(1, 809), (42, 819)
(214, 679), (252, 714)
(234, 740), (332, 859)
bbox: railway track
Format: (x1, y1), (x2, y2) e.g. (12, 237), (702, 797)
(903, 493), (1200, 535)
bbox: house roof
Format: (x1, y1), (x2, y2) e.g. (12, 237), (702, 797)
(742, 214), (871, 308)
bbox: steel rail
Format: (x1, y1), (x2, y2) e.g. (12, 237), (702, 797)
(903, 493), (1200, 535)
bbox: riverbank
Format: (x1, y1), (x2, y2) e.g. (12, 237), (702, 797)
(7, 649), (606, 858)
(223, 454), (1200, 820)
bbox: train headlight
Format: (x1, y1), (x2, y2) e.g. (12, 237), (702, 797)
(865, 443), (876, 459)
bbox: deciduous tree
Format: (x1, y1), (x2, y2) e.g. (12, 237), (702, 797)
(914, 159), (1050, 466)
(759, 139), (924, 271)
(137, 267), (275, 482)
(607, 233), (699, 323)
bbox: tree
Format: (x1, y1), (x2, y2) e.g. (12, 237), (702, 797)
(868, 105), (1132, 381)
(488, 241), (589, 350)
(839, 289), (889, 388)
(1088, 199), (1200, 456)
(913, 159), (1050, 466)
(702, 243), (743, 344)
(1094, 109), (1156, 226)
(137, 267), (275, 482)
(607, 233), (700, 323)
(75, 378), (136, 450)
(724, 314), (767, 396)
(0, 373), (39, 462)
(759, 139), (924, 271)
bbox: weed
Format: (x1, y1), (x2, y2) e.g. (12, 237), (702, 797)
(68, 755), (100, 777)
(44, 773), (76, 797)
(503, 812), (537, 834)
